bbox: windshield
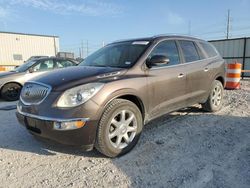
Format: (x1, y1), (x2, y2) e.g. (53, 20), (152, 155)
(14, 60), (37, 72)
(79, 41), (150, 68)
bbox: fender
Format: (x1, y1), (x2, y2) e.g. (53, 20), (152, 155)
(91, 88), (147, 122)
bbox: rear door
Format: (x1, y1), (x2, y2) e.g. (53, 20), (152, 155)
(177, 40), (211, 105)
(146, 40), (187, 120)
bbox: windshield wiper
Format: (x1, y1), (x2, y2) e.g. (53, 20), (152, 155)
(91, 65), (116, 68)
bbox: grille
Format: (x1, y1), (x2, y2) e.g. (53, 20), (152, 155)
(20, 82), (51, 105)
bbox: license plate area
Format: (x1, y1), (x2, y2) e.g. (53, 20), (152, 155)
(26, 117), (36, 128)
(24, 117), (41, 134)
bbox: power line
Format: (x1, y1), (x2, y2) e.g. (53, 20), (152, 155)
(61, 40), (105, 58)
(191, 9), (250, 39)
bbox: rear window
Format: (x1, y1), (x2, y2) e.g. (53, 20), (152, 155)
(200, 42), (218, 58)
(179, 41), (200, 63)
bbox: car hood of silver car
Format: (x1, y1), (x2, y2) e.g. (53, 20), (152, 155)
(0, 71), (18, 78)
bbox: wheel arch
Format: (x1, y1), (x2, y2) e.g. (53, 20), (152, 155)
(215, 75), (225, 87)
(0, 81), (23, 95)
(100, 92), (146, 122)
(117, 94), (145, 119)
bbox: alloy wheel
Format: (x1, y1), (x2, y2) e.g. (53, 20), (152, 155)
(108, 110), (137, 149)
(211, 84), (222, 107)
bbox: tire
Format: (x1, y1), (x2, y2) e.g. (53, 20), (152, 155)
(95, 99), (143, 158)
(1, 83), (22, 101)
(202, 80), (224, 112)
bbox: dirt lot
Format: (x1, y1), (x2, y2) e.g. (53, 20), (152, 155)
(0, 80), (250, 188)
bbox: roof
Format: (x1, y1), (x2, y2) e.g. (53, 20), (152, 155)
(112, 35), (205, 44)
(0, 31), (59, 38)
(34, 57), (74, 60)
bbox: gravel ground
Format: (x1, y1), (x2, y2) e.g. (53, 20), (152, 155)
(0, 80), (250, 188)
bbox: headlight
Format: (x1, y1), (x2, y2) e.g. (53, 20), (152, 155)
(56, 83), (104, 108)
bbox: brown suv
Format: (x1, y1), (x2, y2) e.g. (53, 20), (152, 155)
(16, 35), (225, 157)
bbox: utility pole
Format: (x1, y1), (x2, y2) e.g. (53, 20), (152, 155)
(79, 48), (82, 58)
(86, 40), (89, 57)
(81, 40), (84, 58)
(226, 9), (231, 39)
(188, 21), (191, 35)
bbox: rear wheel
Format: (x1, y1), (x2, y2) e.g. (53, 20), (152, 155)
(202, 80), (224, 112)
(1, 83), (22, 101)
(95, 99), (143, 157)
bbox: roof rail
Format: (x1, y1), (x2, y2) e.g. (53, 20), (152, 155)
(152, 34), (201, 40)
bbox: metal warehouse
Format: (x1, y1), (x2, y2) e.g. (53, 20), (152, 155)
(210, 37), (250, 77)
(0, 31), (59, 70)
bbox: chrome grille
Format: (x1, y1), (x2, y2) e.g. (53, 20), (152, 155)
(20, 82), (51, 105)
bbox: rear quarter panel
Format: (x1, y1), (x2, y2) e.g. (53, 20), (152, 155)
(203, 57), (226, 101)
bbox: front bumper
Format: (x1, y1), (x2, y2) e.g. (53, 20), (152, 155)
(16, 108), (98, 150)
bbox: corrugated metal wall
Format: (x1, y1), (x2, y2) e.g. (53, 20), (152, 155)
(246, 39), (250, 76)
(0, 32), (59, 69)
(211, 40), (244, 58)
(210, 37), (250, 77)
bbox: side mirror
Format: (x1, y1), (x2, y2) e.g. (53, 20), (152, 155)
(146, 55), (170, 68)
(28, 68), (34, 73)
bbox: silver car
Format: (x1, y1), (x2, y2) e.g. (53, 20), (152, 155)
(0, 57), (77, 101)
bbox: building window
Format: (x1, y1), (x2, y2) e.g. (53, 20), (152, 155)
(13, 54), (23, 61)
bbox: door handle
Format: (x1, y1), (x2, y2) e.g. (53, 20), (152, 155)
(204, 68), (209, 72)
(178, 73), (185, 78)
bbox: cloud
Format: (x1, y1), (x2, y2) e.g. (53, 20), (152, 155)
(4, 0), (122, 16)
(167, 11), (185, 25)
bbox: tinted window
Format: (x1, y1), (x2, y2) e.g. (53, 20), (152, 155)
(55, 60), (75, 68)
(179, 41), (200, 63)
(80, 41), (149, 68)
(149, 40), (180, 66)
(200, 42), (218, 58)
(33, 60), (54, 72)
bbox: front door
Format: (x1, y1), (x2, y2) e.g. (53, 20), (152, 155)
(146, 40), (187, 120)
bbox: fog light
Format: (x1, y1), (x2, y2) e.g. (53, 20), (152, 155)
(53, 121), (86, 131)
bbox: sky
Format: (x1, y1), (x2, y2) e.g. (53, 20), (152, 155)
(0, 0), (250, 57)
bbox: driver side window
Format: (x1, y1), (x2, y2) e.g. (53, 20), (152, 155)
(149, 40), (180, 67)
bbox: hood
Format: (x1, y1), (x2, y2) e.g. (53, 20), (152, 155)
(0, 71), (18, 78)
(32, 66), (126, 91)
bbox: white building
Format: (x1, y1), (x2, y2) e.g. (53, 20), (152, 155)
(0, 31), (59, 70)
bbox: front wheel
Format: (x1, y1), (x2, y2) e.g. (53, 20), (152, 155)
(1, 83), (22, 101)
(95, 99), (143, 157)
(202, 80), (224, 112)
